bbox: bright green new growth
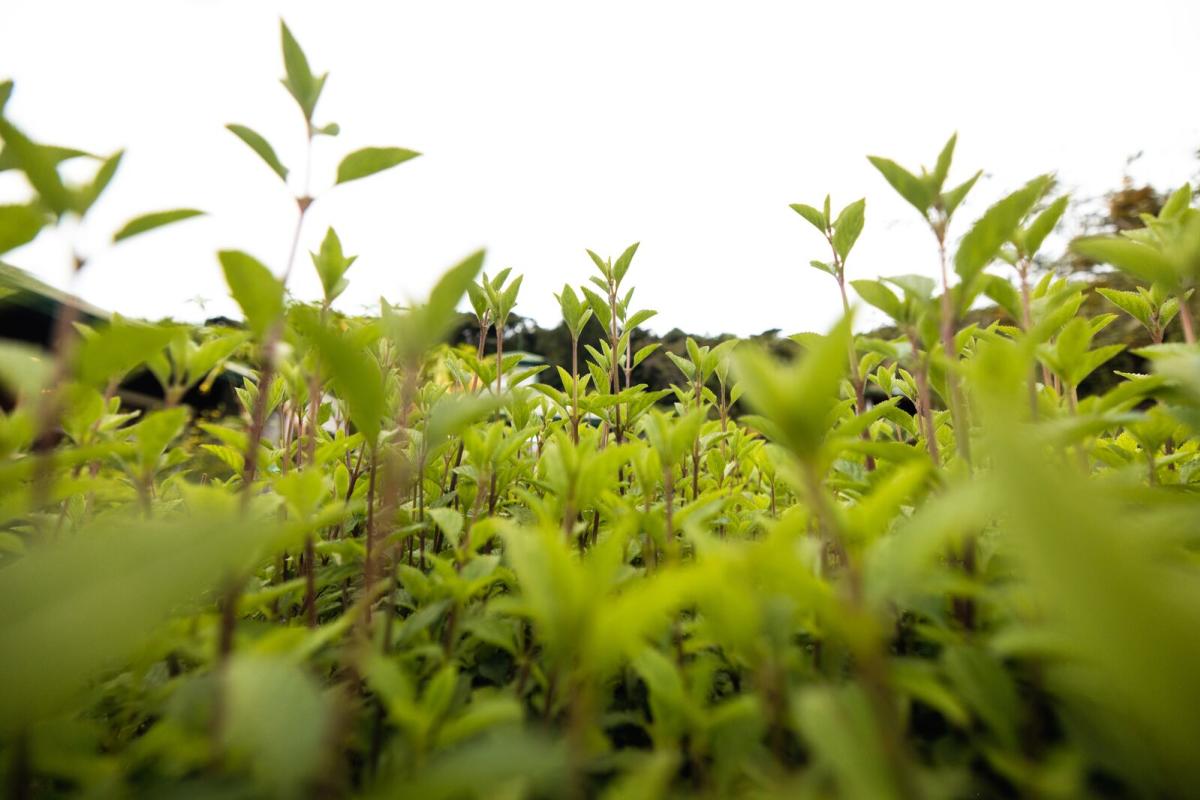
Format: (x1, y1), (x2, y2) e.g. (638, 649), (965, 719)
(3, 23), (1200, 800)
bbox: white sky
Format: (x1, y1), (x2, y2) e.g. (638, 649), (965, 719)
(1, 0), (1198, 336)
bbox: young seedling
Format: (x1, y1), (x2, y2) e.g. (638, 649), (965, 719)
(224, 20), (420, 501)
(791, 197), (872, 407)
(555, 285), (593, 442)
(482, 270), (523, 395)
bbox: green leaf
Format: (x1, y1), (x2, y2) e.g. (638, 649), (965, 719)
(971, 394), (1200, 789)
(112, 208), (204, 243)
(943, 646), (1020, 747)
(223, 654), (330, 797)
(0, 340), (51, 400)
(1070, 235), (1178, 288)
(867, 155), (932, 216)
(0, 117), (73, 215)
(625, 308), (656, 330)
(310, 227), (356, 302)
(980, 274), (1022, 322)
(0, 143), (91, 175)
(280, 20), (326, 121)
(581, 286), (612, 333)
(373, 730), (567, 798)
(226, 124), (289, 182)
(733, 315), (852, 460)
(129, 406), (190, 466)
(273, 467), (327, 518)
(632, 342), (660, 368)
(76, 149), (123, 214)
(851, 279), (904, 322)
(585, 249), (610, 283)
(424, 250), (487, 340)
(1072, 344), (1124, 388)
(1160, 183), (1193, 220)
(790, 203), (826, 232)
(336, 147), (421, 185)
(1021, 195), (1070, 257)
(942, 170), (982, 217)
(75, 318), (178, 386)
(832, 198), (866, 261)
(885, 273), (936, 302)
(218, 250), (285, 337)
(428, 507), (465, 547)
(0, 514), (276, 730)
(613, 241), (640, 286)
(295, 311), (385, 443)
(794, 685), (906, 800)
(498, 275), (523, 320)
(0, 203), (45, 254)
(1097, 288), (1154, 330)
(932, 133), (956, 193)
(955, 175), (1051, 284)
(632, 646), (688, 744)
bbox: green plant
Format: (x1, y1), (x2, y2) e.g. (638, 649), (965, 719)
(2, 24), (1200, 800)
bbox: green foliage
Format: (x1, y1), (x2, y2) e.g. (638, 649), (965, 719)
(3, 29), (1200, 800)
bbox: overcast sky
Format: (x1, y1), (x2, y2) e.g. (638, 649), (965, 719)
(1, 0), (1198, 336)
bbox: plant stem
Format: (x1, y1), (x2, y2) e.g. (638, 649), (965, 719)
(830, 228), (874, 471)
(1178, 291), (1196, 344)
(571, 333), (580, 443)
(361, 449), (378, 628)
(908, 333), (940, 464)
(1018, 259), (1040, 419)
(937, 238), (971, 465)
